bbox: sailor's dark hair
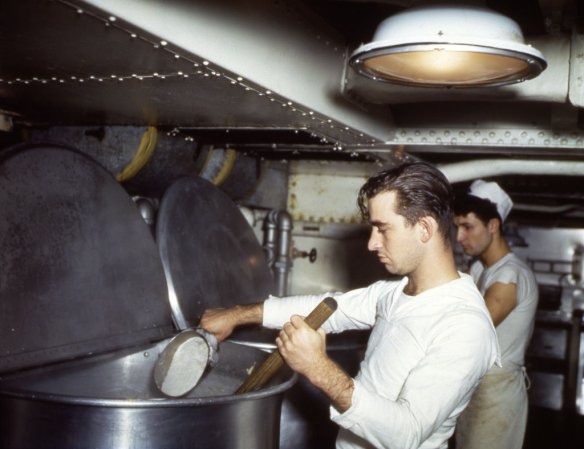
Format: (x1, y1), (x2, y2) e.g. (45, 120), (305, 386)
(357, 161), (454, 243)
(454, 193), (502, 224)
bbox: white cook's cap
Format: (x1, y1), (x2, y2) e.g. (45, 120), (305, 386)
(469, 179), (513, 222)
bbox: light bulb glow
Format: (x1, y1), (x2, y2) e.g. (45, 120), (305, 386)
(362, 48), (531, 86)
(349, 6), (546, 88)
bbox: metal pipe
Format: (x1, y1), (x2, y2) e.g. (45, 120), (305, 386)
(564, 309), (583, 415)
(438, 159), (584, 183)
(262, 215), (278, 269)
(264, 210), (293, 297)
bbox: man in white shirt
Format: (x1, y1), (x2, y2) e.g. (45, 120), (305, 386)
(202, 162), (500, 449)
(453, 180), (539, 449)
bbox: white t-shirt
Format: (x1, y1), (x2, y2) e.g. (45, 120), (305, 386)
(263, 274), (500, 449)
(470, 252), (539, 369)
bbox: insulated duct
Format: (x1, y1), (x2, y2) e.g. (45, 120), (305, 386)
(439, 159), (584, 183)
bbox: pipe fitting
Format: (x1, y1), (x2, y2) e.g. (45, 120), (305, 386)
(263, 210), (293, 296)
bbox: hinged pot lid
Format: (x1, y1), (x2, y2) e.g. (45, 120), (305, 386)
(156, 176), (276, 343)
(0, 144), (173, 374)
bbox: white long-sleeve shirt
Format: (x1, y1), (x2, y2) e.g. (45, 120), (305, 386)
(263, 274), (500, 449)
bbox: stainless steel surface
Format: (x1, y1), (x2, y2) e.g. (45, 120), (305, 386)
(156, 176), (278, 344)
(156, 176), (274, 325)
(0, 144), (173, 374)
(133, 196), (157, 227)
(0, 147), (296, 448)
(0, 339), (296, 449)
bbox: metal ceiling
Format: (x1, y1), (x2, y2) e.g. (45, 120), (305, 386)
(1, 1), (581, 140)
(0, 0), (393, 147)
(0, 0), (583, 182)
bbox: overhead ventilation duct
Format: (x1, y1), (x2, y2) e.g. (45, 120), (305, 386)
(439, 159), (584, 183)
(349, 4), (547, 88)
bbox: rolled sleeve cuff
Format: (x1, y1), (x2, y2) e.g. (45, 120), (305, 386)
(330, 378), (360, 428)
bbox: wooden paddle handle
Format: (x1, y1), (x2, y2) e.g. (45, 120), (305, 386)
(235, 296), (338, 394)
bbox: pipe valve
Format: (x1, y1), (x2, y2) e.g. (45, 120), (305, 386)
(293, 247), (317, 263)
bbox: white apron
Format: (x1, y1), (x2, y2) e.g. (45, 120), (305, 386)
(455, 367), (528, 449)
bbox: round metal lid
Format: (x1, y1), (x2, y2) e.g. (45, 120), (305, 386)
(0, 144), (173, 374)
(156, 176), (278, 345)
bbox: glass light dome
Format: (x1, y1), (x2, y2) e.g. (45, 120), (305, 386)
(349, 5), (547, 88)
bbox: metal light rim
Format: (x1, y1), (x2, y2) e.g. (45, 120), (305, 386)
(349, 4), (548, 88)
(349, 41), (547, 88)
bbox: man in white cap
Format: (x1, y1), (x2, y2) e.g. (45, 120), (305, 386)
(453, 180), (539, 449)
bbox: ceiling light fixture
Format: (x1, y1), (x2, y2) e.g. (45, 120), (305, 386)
(349, 5), (547, 88)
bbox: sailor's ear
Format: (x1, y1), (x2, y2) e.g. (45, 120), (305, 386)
(418, 216), (435, 243)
